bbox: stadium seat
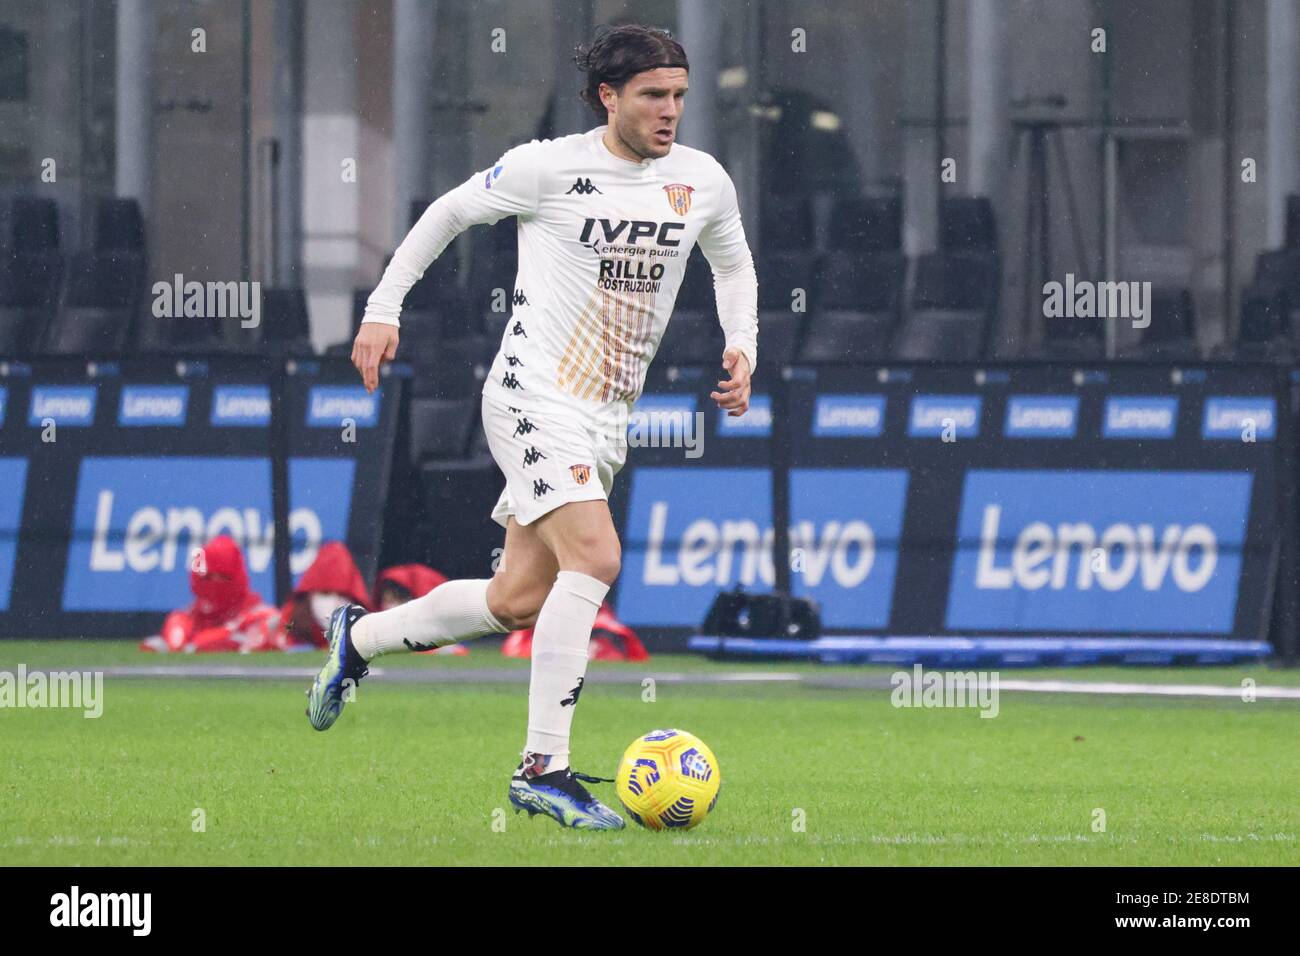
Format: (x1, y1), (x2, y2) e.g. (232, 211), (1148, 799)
(412, 335), (490, 399)
(350, 287), (369, 336)
(397, 306), (446, 388)
(798, 249), (904, 363)
(897, 248), (998, 359)
(482, 310), (512, 344)
(1252, 249), (1300, 336)
(258, 288), (313, 355)
(1037, 316), (1106, 359)
(755, 310), (803, 372)
(93, 198), (146, 252)
(800, 310), (894, 363)
(656, 308), (724, 366)
(409, 396), (475, 464)
(753, 251), (818, 370)
(893, 309), (988, 360)
(1121, 287), (1200, 361)
(912, 249), (999, 313)
(758, 250), (818, 311)
(0, 251), (62, 356)
(8, 197), (60, 252)
(940, 196), (997, 251)
(1221, 285), (1294, 362)
(44, 251), (144, 354)
(403, 242), (464, 307)
(466, 218), (517, 320)
(675, 248), (715, 311)
(1286, 194), (1300, 249)
(815, 248), (906, 312)
(416, 458), (506, 577)
(761, 195), (815, 252)
(399, 306), (445, 344)
(827, 196), (901, 251)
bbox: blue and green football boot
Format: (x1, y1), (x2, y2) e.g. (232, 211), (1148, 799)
(508, 763), (626, 831)
(305, 604), (370, 731)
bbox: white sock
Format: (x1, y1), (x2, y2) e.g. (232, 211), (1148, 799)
(350, 579), (506, 660)
(524, 570), (609, 764)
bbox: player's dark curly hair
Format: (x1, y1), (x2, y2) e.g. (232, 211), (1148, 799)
(574, 24), (689, 122)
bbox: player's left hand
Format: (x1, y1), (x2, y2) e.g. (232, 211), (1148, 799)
(710, 348), (751, 417)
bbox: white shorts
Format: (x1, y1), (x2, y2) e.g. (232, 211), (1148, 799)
(481, 391), (627, 529)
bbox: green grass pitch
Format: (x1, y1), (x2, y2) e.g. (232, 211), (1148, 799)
(1, 641), (1297, 865)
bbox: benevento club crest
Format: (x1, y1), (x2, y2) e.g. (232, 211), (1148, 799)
(569, 464), (592, 485)
(663, 183), (694, 216)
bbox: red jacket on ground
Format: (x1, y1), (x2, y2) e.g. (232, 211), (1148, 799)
(142, 535), (277, 653)
(375, 564), (449, 602)
(501, 603), (649, 661)
(374, 562), (467, 655)
(272, 541), (373, 649)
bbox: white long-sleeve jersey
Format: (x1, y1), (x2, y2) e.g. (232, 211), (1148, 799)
(364, 125), (758, 426)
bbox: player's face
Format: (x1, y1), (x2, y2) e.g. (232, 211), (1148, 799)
(604, 67), (688, 160)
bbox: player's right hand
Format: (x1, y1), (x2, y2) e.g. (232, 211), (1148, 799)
(352, 321), (400, 394)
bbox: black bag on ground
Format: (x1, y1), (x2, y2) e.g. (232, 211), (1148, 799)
(702, 588), (821, 639)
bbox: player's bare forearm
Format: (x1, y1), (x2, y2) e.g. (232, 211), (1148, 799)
(352, 321), (400, 394)
(710, 347), (752, 417)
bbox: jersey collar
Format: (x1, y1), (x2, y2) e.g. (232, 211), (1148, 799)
(591, 126), (659, 171)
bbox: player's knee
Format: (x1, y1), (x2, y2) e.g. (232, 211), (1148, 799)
(486, 581), (546, 630)
(490, 594), (543, 630)
(560, 538), (621, 586)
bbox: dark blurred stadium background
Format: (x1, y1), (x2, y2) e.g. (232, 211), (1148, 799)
(2, 0), (1299, 661)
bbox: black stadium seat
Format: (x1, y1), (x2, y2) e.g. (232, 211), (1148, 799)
(466, 218), (517, 321)
(1219, 285), (1294, 363)
(827, 196), (901, 251)
(258, 288), (313, 355)
(755, 250), (817, 371)
(93, 198), (146, 253)
(44, 251), (144, 355)
(409, 396), (475, 464)
(800, 310), (894, 363)
(815, 249), (905, 313)
(895, 248), (998, 360)
(675, 249), (715, 311)
(656, 308), (723, 366)
(1038, 315), (1105, 359)
(1253, 249), (1300, 337)
(1122, 287), (1199, 361)
(417, 458), (504, 578)
(0, 251), (62, 356)
(912, 249), (999, 313)
(893, 309), (988, 360)
(760, 195), (815, 251)
(8, 197), (60, 252)
(401, 201), (471, 336)
(411, 335), (489, 400)
(799, 249), (904, 363)
(758, 250), (818, 311)
(1286, 194), (1300, 250)
(940, 196), (997, 250)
